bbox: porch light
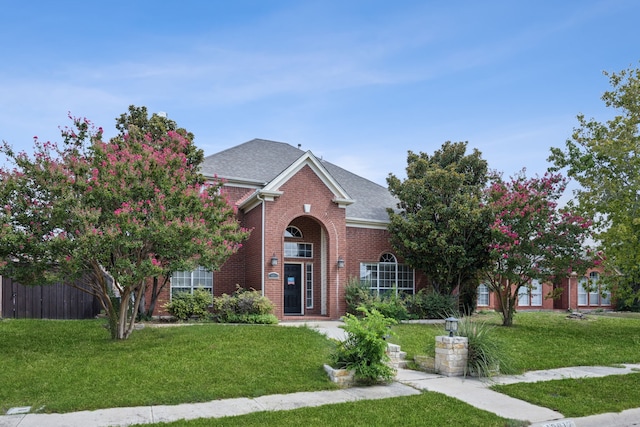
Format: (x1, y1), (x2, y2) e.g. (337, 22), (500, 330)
(445, 316), (459, 337)
(337, 257), (345, 268)
(270, 253), (278, 266)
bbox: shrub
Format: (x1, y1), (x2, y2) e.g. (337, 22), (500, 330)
(164, 289), (212, 321)
(405, 290), (456, 319)
(369, 293), (409, 321)
(456, 315), (511, 377)
(345, 278), (373, 315)
(331, 307), (397, 384)
(213, 287), (277, 324)
(344, 278), (410, 321)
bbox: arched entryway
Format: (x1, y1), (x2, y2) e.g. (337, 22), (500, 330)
(281, 216), (328, 317)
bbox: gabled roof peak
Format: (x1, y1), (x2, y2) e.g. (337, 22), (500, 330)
(201, 139), (398, 223)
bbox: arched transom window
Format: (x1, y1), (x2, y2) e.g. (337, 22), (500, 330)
(284, 226), (303, 238)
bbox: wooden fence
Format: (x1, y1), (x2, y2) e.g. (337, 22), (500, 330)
(1, 276), (101, 319)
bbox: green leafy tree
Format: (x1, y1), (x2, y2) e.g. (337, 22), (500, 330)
(549, 65), (640, 308)
(484, 172), (594, 326)
(0, 106), (249, 339)
(387, 142), (493, 306)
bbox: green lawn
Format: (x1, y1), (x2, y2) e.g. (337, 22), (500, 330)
(0, 320), (335, 413)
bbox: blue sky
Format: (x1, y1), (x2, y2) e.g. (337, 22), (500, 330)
(1, 0), (638, 186)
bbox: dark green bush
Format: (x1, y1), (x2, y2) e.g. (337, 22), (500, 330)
(213, 287), (277, 324)
(405, 289), (456, 319)
(344, 278), (410, 320)
(164, 289), (212, 321)
(331, 307), (397, 384)
(345, 278), (373, 315)
(369, 293), (409, 320)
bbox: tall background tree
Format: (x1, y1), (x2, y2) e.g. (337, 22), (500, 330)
(549, 65), (640, 310)
(387, 141), (493, 312)
(0, 106), (249, 339)
(483, 171), (594, 326)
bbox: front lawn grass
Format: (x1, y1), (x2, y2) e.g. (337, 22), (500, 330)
(391, 311), (640, 372)
(491, 373), (640, 417)
(134, 391), (521, 427)
(0, 320), (335, 414)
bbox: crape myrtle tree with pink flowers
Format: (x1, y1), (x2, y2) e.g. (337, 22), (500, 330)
(0, 106), (249, 339)
(483, 171), (595, 326)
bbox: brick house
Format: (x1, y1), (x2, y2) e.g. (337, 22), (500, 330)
(151, 139), (429, 320)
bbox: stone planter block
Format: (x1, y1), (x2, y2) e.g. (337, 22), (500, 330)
(323, 364), (355, 388)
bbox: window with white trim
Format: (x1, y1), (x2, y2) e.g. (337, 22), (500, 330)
(477, 284), (490, 307)
(578, 276), (589, 306)
(171, 266), (213, 297)
(359, 253), (414, 296)
(598, 271), (611, 305)
(305, 263), (313, 309)
(579, 272), (610, 306)
(588, 273), (599, 305)
(284, 242), (312, 258)
(518, 280), (542, 306)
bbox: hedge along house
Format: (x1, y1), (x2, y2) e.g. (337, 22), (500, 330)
(152, 139), (429, 320)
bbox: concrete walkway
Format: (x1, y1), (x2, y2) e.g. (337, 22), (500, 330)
(2, 321), (640, 427)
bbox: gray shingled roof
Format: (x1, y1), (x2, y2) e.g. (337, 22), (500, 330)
(200, 139), (398, 222)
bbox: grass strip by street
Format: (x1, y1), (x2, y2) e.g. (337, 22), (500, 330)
(0, 319), (335, 414)
(133, 391), (523, 427)
(491, 372), (640, 417)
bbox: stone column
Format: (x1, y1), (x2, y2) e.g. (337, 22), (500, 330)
(435, 336), (468, 377)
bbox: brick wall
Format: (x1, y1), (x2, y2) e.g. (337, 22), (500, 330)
(345, 226), (430, 292)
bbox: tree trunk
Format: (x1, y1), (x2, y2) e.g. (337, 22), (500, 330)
(501, 294), (517, 327)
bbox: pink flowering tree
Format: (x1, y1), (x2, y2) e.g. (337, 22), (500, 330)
(484, 171), (594, 326)
(0, 106), (249, 339)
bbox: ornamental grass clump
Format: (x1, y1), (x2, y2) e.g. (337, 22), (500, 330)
(456, 316), (510, 377)
(331, 307), (397, 384)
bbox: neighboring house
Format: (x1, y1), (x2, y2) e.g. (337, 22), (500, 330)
(477, 267), (613, 312)
(150, 139), (429, 320)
